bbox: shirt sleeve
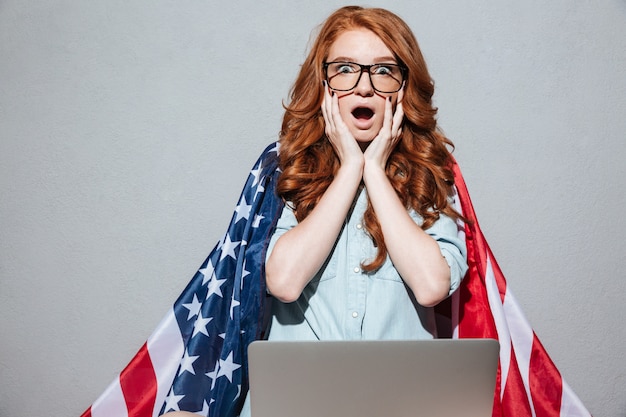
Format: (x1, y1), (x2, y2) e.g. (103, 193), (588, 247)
(265, 203), (298, 263)
(418, 212), (468, 295)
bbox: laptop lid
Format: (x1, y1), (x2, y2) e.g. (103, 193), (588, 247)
(248, 339), (499, 417)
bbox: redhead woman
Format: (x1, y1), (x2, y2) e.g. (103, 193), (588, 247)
(163, 5), (467, 417)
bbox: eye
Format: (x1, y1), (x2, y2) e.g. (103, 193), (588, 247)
(332, 62), (359, 74)
(372, 64), (397, 76)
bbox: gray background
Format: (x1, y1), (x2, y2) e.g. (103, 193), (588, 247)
(1, 1), (625, 416)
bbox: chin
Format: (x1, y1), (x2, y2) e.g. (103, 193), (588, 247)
(348, 119), (383, 142)
(353, 137), (374, 151)
(352, 131), (377, 144)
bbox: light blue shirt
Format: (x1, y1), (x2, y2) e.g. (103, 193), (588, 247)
(266, 187), (468, 342)
(239, 187), (468, 417)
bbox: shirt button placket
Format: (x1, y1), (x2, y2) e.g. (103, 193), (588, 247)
(351, 266), (360, 320)
(351, 264), (365, 338)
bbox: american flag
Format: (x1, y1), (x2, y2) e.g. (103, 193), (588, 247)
(80, 142), (591, 417)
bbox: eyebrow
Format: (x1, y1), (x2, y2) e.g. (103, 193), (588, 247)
(328, 56), (398, 64)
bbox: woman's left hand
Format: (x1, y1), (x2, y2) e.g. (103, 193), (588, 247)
(363, 89), (404, 170)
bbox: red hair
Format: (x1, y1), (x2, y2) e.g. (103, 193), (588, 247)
(277, 6), (460, 272)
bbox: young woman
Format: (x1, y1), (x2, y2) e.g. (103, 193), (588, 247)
(164, 5), (467, 417)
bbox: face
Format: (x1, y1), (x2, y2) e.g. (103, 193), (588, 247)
(325, 28), (402, 145)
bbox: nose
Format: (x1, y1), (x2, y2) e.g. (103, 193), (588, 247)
(353, 69), (375, 96)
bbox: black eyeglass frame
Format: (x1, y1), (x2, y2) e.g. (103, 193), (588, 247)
(323, 61), (407, 94)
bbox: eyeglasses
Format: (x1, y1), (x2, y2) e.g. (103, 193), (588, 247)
(323, 61), (406, 93)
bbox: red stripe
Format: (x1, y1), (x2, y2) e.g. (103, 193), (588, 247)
(80, 407), (92, 417)
(530, 335), (563, 417)
(451, 160), (498, 340)
(501, 344), (533, 417)
(119, 342), (158, 417)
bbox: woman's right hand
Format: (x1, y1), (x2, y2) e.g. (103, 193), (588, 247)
(321, 82), (365, 169)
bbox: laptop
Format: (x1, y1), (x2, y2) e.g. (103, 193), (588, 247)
(247, 339), (499, 417)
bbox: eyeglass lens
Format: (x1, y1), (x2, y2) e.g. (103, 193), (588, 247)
(325, 62), (404, 93)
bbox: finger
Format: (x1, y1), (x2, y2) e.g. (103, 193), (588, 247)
(391, 104), (404, 138)
(379, 96), (394, 138)
(391, 90), (405, 137)
(395, 127), (403, 144)
(322, 83), (337, 134)
(330, 91), (354, 142)
(330, 89), (342, 130)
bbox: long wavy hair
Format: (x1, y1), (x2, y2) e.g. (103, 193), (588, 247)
(277, 6), (460, 272)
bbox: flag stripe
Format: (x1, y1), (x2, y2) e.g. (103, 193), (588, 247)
(145, 309), (185, 417)
(530, 337), (562, 417)
(502, 282), (536, 415)
(119, 343), (157, 417)
(484, 255), (511, 401)
(561, 381), (591, 417)
(501, 345), (533, 417)
(90, 375), (128, 417)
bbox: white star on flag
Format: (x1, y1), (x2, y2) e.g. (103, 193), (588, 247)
(178, 349), (200, 376)
(206, 277), (226, 300)
(199, 259), (215, 286)
(164, 390), (185, 412)
(240, 260), (251, 290)
(269, 142), (280, 154)
(234, 196), (252, 223)
(253, 182), (265, 202)
(182, 294), (202, 320)
(242, 259), (251, 279)
(230, 297), (240, 319)
(252, 214), (264, 228)
(249, 162), (262, 187)
(219, 233), (240, 261)
(205, 360), (220, 390)
(217, 352), (241, 383)
(192, 311), (213, 338)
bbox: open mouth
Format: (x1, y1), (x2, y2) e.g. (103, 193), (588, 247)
(352, 107), (374, 120)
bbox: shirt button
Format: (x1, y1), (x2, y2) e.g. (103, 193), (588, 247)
(356, 223), (363, 230)
(352, 311), (359, 318)
(353, 266), (360, 273)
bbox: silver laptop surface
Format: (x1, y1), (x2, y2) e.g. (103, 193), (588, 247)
(248, 339), (499, 417)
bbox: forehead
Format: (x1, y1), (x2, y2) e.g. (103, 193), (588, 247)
(327, 28), (395, 63)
